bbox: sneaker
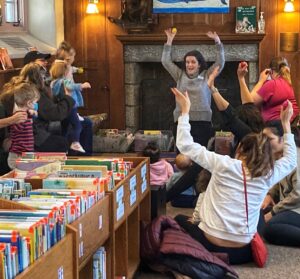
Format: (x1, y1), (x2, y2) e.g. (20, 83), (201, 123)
(77, 113), (85, 121)
(70, 142), (85, 153)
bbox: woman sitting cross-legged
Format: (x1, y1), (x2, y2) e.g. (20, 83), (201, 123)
(171, 87), (297, 265)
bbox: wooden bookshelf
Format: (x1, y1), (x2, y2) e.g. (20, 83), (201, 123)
(0, 198), (77, 279)
(16, 227), (77, 279)
(107, 156), (151, 279)
(0, 156), (151, 279)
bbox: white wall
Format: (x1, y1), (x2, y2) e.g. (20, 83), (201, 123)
(27, 0), (64, 47)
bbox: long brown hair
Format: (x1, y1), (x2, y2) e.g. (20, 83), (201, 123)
(269, 57), (292, 85)
(237, 132), (274, 178)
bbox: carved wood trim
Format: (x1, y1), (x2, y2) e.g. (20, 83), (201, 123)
(116, 33), (266, 45)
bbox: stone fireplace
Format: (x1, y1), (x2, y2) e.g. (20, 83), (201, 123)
(118, 34), (264, 131)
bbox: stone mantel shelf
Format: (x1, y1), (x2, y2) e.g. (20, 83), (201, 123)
(116, 33), (265, 45)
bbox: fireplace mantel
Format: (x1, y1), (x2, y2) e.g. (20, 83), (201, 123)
(116, 33), (265, 45)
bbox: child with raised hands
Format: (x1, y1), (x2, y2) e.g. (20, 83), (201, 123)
(50, 60), (91, 153)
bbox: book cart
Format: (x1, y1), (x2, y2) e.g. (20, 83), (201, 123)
(0, 156), (150, 279)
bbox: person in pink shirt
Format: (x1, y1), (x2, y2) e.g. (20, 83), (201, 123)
(143, 141), (174, 185)
(250, 57), (299, 123)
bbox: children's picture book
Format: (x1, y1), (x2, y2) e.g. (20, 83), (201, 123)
(0, 48), (13, 70)
(235, 6), (257, 33)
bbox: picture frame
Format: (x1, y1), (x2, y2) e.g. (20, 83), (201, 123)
(153, 0), (230, 14)
(235, 6), (257, 34)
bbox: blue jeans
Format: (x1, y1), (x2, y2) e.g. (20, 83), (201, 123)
(62, 107), (82, 142)
(67, 116), (93, 156)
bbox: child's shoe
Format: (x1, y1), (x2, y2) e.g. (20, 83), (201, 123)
(77, 113), (85, 121)
(70, 142), (85, 153)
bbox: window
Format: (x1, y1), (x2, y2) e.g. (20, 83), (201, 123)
(0, 0), (25, 31)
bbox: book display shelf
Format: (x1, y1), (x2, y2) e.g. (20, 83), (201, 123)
(0, 156), (150, 279)
(109, 157), (151, 279)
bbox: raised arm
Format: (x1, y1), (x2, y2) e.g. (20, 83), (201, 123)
(250, 68), (270, 106)
(207, 66), (229, 111)
(161, 28), (182, 81)
(206, 31), (225, 77)
(237, 62), (254, 104)
(270, 101), (297, 186)
(171, 87), (224, 172)
(207, 66), (252, 141)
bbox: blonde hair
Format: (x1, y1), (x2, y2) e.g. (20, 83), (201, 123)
(13, 82), (40, 108)
(237, 132), (274, 178)
(49, 60), (68, 79)
(270, 57), (292, 85)
(56, 41), (75, 60)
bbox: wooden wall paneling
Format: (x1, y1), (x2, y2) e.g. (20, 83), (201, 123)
(277, 0), (300, 106)
(63, 0), (110, 120)
(81, 2), (110, 117)
(153, 0), (261, 34)
(106, 0), (126, 129)
(297, 0), (300, 106)
(259, 0), (278, 70)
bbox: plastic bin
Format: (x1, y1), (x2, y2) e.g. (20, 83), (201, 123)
(133, 130), (174, 152)
(93, 129), (134, 153)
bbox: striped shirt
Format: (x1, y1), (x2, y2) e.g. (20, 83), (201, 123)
(9, 117), (34, 154)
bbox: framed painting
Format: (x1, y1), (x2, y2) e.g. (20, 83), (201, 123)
(153, 0), (230, 13)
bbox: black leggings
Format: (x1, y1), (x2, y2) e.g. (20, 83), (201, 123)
(174, 214), (253, 265)
(264, 210), (300, 247)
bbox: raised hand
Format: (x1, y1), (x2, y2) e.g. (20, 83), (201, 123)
(207, 66), (220, 89)
(81, 82), (91, 89)
(165, 28), (176, 45)
(237, 62), (248, 79)
(206, 31), (221, 44)
(280, 100), (293, 124)
(171, 88), (190, 114)
(258, 68), (271, 83)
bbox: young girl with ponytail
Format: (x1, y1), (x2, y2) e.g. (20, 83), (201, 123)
(250, 57), (299, 122)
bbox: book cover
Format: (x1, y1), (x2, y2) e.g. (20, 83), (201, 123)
(0, 48), (13, 70)
(235, 6), (257, 33)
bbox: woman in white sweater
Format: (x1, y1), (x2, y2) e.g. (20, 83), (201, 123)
(171, 87), (297, 264)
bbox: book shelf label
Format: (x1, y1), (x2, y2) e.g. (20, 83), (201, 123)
(79, 241), (84, 258)
(116, 185), (124, 202)
(117, 202), (125, 221)
(130, 190), (137, 206)
(130, 175), (137, 190)
(79, 223), (83, 238)
(58, 266), (64, 279)
(141, 164), (147, 180)
(99, 214), (103, 230)
(141, 180), (147, 194)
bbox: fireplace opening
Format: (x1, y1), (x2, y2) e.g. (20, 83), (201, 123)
(124, 42), (258, 132)
(139, 61), (245, 132)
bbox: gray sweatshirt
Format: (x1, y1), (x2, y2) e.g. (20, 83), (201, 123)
(161, 43), (225, 122)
